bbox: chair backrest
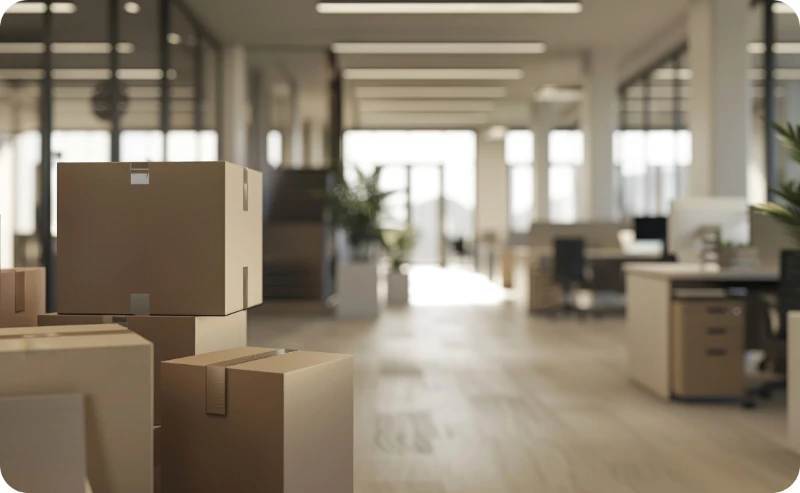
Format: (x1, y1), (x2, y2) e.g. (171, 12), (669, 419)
(779, 250), (800, 337)
(554, 238), (585, 284)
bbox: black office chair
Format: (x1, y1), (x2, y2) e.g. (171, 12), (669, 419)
(743, 251), (799, 408)
(554, 238), (586, 315)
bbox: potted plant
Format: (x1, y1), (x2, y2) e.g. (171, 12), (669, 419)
(323, 167), (391, 318)
(717, 240), (759, 270)
(383, 228), (416, 305)
(754, 123), (800, 268)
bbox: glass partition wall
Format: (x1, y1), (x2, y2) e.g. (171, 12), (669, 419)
(0, 0), (221, 309)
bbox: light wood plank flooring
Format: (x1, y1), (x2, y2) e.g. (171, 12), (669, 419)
(249, 268), (800, 493)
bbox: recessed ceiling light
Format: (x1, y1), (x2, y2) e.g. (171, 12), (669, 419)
(748, 41), (800, 55)
(359, 100), (496, 112)
(115, 42), (136, 54)
(534, 85), (582, 102)
(49, 2), (77, 13)
(652, 68), (693, 81)
(360, 112), (490, 125)
(317, 2), (582, 14)
(0, 43), (46, 54)
(332, 42), (547, 54)
(355, 86), (509, 98)
(51, 42), (112, 54)
(0, 69), (46, 80)
(116, 68), (165, 80)
(772, 2), (795, 14)
(167, 33), (182, 45)
(50, 69), (112, 80)
(6, 2), (77, 13)
(343, 68), (524, 80)
(124, 1), (141, 14)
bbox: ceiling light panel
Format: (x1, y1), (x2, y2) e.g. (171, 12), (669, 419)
(317, 2), (583, 14)
(332, 42), (546, 54)
(0, 43), (46, 54)
(124, 1), (141, 13)
(355, 86), (509, 98)
(0, 69), (45, 80)
(748, 42), (800, 55)
(343, 68), (524, 80)
(360, 112), (490, 125)
(360, 100), (496, 112)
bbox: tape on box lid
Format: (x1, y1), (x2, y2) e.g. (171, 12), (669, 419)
(205, 348), (297, 416)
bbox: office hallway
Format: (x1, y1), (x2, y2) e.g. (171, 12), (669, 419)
(248, 267), (800, 493)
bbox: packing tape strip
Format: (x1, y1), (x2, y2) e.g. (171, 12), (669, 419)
(205, 348), (298, 416)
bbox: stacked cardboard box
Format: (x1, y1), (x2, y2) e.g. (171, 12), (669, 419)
(0, 267), (46, 328)
(51, 161), (264, 492)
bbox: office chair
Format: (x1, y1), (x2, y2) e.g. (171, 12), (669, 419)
(742, 251), (799, 408)
(553, 238), (586, 315)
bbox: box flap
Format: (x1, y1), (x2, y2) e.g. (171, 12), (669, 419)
(205, 348), (295, 416)
(0, 324), (148, 352)
(234, 350), (352, 375)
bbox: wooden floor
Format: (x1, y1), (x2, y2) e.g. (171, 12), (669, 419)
(249, 267), (800, 493)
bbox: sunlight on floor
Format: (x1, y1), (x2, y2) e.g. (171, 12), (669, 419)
(408, 265), (509, 307)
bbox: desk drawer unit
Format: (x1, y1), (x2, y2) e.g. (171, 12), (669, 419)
(671, 299), (745, 399)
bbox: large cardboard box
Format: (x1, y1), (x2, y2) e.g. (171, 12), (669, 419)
(0, 267), (46, 327)
(162, 347), (353, 493)
(57, 161), (263, 316)
(154, 425), (162, 493)
(39, 310), (248, 424)
(0, 324), (153, 493)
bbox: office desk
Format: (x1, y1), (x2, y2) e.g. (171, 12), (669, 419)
(625, 263), (779, 400)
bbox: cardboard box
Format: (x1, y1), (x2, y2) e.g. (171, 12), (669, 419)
(672, 299), (745, 398)
(0, 324), (153, 493)
(39, 310), (248, 424)
(0, 394), (87, 493)
(162, 347), (353, 493)
(0, 267), (46, 328)
(57, 161), (263, 316)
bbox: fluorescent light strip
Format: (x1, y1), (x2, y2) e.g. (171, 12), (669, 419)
(0, 69), (45, 79)
(361, 112), (490, 125)
(0, 43), (45, 54)
(652, 68), (693, 81)
(117, 68), (165, 80)
(360, 100), (496, 112)
(748, 42), (800, 55)
(51, 69), (112, 80)
(7, 2), (76, 13)
(317, 2), (582, 14)
(772, 2), (795, 14)
(344, 68), (524, 80)
(332, 42), (546, 54)
(355, 86), (508, 98)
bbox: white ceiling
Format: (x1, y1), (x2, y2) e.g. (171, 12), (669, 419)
(180, 0), (706, 129)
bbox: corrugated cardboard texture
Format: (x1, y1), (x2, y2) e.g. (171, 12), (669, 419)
(0, 268), (46, 328)
(0, 324), (153, 493)
(0, 394), (86, 493)
(57, 161), (263, 316)
(39, 311), (247, 424)
(162, 348), (353, 493)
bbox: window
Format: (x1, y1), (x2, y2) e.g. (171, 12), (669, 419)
(267, 130), (283, 169)
(548, 130), (583, 224)
(505, 130), (534, 233)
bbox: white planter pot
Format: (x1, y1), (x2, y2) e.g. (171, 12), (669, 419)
(387, 271), (409, 306)
(336, 261), (379, 319)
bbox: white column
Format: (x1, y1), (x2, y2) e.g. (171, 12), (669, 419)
(688, 0), (750, 197)
(221, 45), (248, 166)
(580, 53), (618, 222)
(783, 82), (800, 183)
(532, 103), (554, 222)
(476, 134), (508, 241)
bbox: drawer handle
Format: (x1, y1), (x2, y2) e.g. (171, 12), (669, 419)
(707, 327), (728, 336)
(707, 349), (728, 357)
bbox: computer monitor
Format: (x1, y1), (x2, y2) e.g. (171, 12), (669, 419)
(668, 197), (750, 262)
(635, 217), (667, 241)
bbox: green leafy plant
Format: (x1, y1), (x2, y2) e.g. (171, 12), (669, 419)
(322, 167), (392, 260)
(754, 122), (800, 248)
(383, 228), (417, 271)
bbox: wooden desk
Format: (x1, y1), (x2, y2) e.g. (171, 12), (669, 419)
(624, 263), (779, 400)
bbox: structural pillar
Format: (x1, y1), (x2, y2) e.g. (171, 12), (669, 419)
(687, 0), (750, 197)
(288, 82), (304, 168)
(221, 45), (248, 166)
(580, 52), (618, 222)
(532, 103), (555, 222)
(476, 133), (508, 241)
